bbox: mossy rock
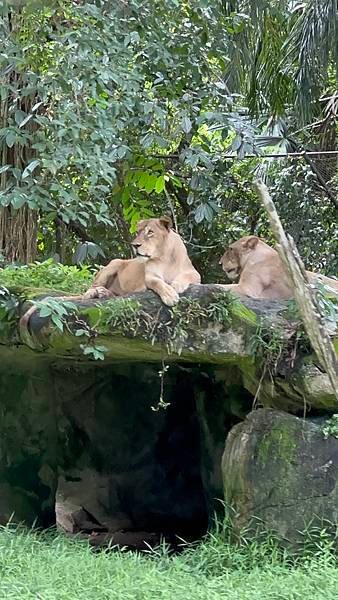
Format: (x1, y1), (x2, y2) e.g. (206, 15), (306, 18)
(1, 283), (337, 411)
(222, 408), (338, 546)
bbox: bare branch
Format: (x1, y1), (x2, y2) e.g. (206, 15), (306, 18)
(255, 179), (338, 400)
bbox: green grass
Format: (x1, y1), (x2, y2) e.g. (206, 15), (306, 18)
(0, 526), (337, 599)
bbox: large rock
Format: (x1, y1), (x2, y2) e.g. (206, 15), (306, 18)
(3, 283), (338, 413)
(0, 283), (337, 541)
(222, 408), (338, 544)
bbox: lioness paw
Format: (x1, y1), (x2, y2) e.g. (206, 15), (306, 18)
(83, 286), (112, 300)
(96, 287), (114, 299)
(160, 287), (179, 307)
(83, 288), (97, 300)
(171, 280), (188, 294)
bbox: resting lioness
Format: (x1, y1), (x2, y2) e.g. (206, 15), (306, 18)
(20, 216), (201, 333)
(82, 215), (201, 306)
(219, 235), (338, 299)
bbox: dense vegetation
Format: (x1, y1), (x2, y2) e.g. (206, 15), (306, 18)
(0, 4), (337, 593)
(0, 0), (337, 284)
(0, 525), (337, 600)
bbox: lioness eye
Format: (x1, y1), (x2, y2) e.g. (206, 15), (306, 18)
(148, 229), (153, 236)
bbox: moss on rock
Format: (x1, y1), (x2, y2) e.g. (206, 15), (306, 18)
(222, 408), (338, 545)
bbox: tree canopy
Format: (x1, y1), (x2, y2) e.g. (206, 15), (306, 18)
(0, 0), (337, 279)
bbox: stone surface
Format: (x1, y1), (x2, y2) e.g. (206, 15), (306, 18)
(222, 408), (338, 544)
(2, 283), (337, 412)
(0, 358), (58, 527)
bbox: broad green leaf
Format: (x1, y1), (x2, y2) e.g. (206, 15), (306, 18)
(19, 114), (34, 129)
(11, 195), (26, 209)
(155, 175), (165, 194)
(5, 131), (16, 148)
(51, 315), (64, 331)
(137, 172), (149, 190)
(181, 116), (192, 134)
(14, 110), (27, 126)
(22, 160), (40, 179)
(38, 306), (53, 318)
(145, 174), (158, 194)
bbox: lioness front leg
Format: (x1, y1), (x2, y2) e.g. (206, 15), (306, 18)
(145, 275), (179, 307)
(171, 280), (189, 294)
(82, 259), (123, 300)
(171, 272), (200, 294)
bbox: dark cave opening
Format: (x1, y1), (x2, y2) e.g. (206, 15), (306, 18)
(55, 361), (254, 548)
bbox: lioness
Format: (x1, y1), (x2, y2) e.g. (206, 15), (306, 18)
(20, 216), (201, 333)
(82, 215), (201, 306)
(219, 235), (338, 299)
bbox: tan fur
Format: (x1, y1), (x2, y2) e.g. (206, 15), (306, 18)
(20, 216), (201, 334)
(83, 215), (201, 306)
(219, 235), (338, 300)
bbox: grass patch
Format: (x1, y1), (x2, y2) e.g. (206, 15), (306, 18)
(0, 260), (93, 294)
(0, 525), (337, 599)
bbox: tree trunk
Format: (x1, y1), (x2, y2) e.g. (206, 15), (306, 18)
(0, 205), (37, 263)
(0, 12), (38, 263)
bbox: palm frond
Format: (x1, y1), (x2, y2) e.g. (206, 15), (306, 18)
(247, 12), (291, 118)
(222, 1), (293, 117)
(281, 0), (338, 125)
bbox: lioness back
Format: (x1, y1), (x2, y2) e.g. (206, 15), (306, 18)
(219, 235), (337, 300)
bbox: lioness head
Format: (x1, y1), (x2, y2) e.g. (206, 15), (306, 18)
(219, 236), (259, 281)
(132, 215), (173, 259)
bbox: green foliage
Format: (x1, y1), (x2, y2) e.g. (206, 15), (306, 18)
(103, 292), (240, 355)
(250, 325), (286, 376)
(223, 0), (338, 126)
(267, 162), (338, 275)
(0, 260), (93, 293)
(0, 525), (338, 599)
(312, 283), (338, 330)
(322, 414), (338, 440)
(0, 286), (19, 329)
(79, 343), (107, 361)
(250, 320), (310, 385)
(30, 297), (78, 331)
(166, 294), (238, 354)
(101, 297), (143, 335)
(0, 0), (336, 282)
(281, 0), (338, 125)
(27, 294), (107, 360)
(0, 0), (241, 232)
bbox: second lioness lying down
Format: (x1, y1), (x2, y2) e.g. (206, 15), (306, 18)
(219, 235), (338, 300)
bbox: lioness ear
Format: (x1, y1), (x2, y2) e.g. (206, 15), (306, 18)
(243, 236), (259, 250)
(159, 215), (173, 230)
